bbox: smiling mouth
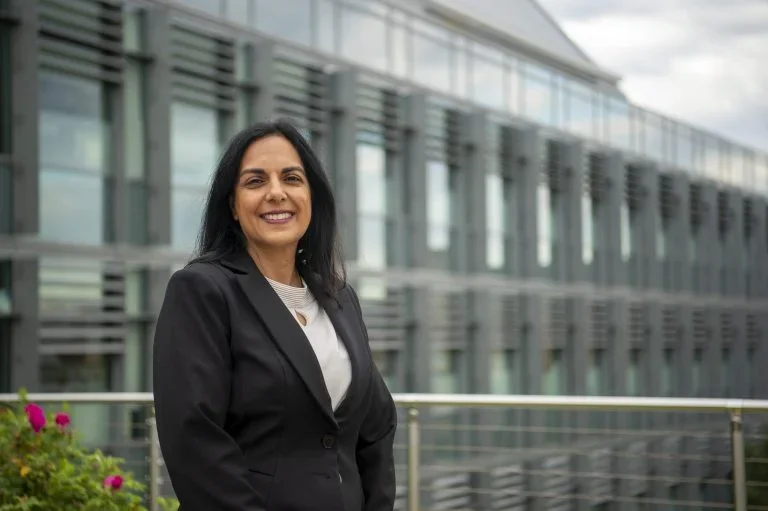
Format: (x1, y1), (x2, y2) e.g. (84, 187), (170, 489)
(260, 211), (295, 224)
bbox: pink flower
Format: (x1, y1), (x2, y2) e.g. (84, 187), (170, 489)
(24, 403), (46, 433)
(104, 475), (124, 491)
(54, 412), (71, 429)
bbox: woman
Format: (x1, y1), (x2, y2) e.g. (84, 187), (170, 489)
(152, 120), (397, 511)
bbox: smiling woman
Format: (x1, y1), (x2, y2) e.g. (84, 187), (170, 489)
(153, 119), (397, 511)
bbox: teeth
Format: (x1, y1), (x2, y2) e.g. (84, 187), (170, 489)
(262, 212), (292, 220)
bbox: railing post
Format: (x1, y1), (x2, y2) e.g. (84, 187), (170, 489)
(147, 413), (160, 511)
(407, 406), (421, 511)
(730, 411), (747, 511)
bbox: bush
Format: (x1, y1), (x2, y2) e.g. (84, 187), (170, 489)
(0, 389), (179, 511)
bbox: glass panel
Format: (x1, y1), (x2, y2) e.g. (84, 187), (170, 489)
(537, 183), (552, 267)
(661, 349), (674, 396)
(644, 112), (664, 162)
(0, 261), (10, 316)
(523, 69), (553, 126)
(125, 61), (146, 180)
(566, 84), (595, 140)
(586, 350), (603, 396)
(171, 187), (207, 252)
(39, 72), (108, 174)
(255, 0), (311, 47)
(316, 0), (335, 54)
(357, 142), (387, 269)
(340, 6), (387, 73)
(472, 56), (504, 110)
(490, 349), (516, 394)
(413, 33), (451, 94)
(620, 202), (631, 260)
(582, 195), (593, 264)
(171, 102), (220, 187)
(224, 0), (250, 24)
(431, 349), (462, 393)
(627, 350), (641, 396)
(542, 349), (561, 395)
(486, 174), (505, 269)
(427, 160), (450, 251)
(607, 97), (631, 151)
(676, 125), (693, 171)
(39, 168), (105, 245)
(40, 354), (113, 446)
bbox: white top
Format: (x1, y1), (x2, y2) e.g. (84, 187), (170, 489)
(265, 277), (352, 411)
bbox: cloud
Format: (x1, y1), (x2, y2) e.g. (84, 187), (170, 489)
(539, 0), (768, 153)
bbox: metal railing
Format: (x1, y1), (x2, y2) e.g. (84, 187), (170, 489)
(2, 392), (767, 511)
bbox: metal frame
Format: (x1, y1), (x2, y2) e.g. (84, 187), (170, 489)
(1, 391), (765, 511)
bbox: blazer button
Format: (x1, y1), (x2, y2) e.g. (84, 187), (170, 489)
(322, 434), (336, 449)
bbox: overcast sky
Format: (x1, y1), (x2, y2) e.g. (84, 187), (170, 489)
(538, 0), (768, 153)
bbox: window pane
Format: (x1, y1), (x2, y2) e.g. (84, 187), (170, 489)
(486, 173), (505, 269)
(537, 183), (551, 267)
(523, 68), (553, 126)
(340, 6), (387, 72)
(125, 60), (146, 180)
(427, 161), (450, 251)
(582, 195), (593, 264)
(171, 103), (219, 187)
(607, 98), (631, 151)
(413, 34), (451, 94)
(566, 85), (595, 140)
(357, 143), (387, 269)
(490, 350), (516, 394)
(171, 187), (207, 252)
(39, 72), (108, 174)
(40, 169), (104, 245)
(255, 0), (311, 46)
(472, 56), (504, 110)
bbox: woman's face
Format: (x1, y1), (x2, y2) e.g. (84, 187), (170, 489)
(233, 135), (312, 254)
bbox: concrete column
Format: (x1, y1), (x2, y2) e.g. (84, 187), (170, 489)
(605, 152), (626, 288)
(402, 93), (428, 269)
(725, 191), (745, 297)
(562, 141), (585, 284)
(509, 127), (541, 279)
(329, 69), (358, 262)
(461, 112), (487, 273)
(668, 173), (691, 293)
(144, 5), (172, 248)
(640, 163), (660, 290)
(248, 41), (276, 123)
(108, 57), (126, 244)
(8, 0), (40, 391)
(701, 184), (719, 295)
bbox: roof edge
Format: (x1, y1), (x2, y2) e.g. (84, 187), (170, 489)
(425, 1), (622, 85)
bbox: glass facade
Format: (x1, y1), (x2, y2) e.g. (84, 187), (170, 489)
(356, 134), (388, 269)
(38, 72), (110, 245)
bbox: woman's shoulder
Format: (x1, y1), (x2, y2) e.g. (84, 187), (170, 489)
(167, 260), (233, 295)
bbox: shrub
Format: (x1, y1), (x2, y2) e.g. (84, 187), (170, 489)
(0, 389), (179, 511)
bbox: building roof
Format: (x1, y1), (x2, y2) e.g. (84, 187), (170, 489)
(423, 0), (622, 85)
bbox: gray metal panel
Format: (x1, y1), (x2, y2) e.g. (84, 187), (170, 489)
(462, 111), (487, 272)
(508, 127), (540, 279)
(402, 93), (428, 269)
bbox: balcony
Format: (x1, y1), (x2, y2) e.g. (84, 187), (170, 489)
(1, 392), (766, 510)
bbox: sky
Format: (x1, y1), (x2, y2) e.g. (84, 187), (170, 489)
(538, 0), (768, 153)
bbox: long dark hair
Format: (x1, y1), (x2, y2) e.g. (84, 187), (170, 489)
(190, 119), (346, 299)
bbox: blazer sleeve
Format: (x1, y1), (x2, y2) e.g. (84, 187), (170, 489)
(152, 266), (263, 511)
(349, 286), (398, 511)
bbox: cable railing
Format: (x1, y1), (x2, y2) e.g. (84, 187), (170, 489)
(1, 392), (767, 511)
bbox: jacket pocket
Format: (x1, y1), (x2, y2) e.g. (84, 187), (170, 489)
(245, 468), (274, 507)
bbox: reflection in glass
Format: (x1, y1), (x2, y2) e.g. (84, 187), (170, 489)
(255, 0), (311, 46)
(39, 169), (104, 245)
(357, 142), (387, 269)
(40, 353), (112, 445)
(413, 33), (452, 94)
(39, 73), (108, 173)
(427, 161), (450, 251)
(171, 187), (207, 252)
(472, 57), (504, 110)
(490, 349), (516, 394)
(582, 195), (593, 264)
(522, 69), (553, 126)
(537, 183), (551, 267)
(171, 103), (219, 187)
(340, 7), (387, 72)
(486, 174), (505, 269)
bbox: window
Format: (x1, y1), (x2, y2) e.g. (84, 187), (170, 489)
(125, 59), (147, 244)
(339, 4), (387, 73)
(620, 198), (632, 261)
(413, 30), (452, 94)
(255, 0), (312, 47)
(472, 49), (505, 110)
(490, 349), (517, 394)
(522, 64), (553, 126)
(582, 193), (593, 265)
(39, 72), (110, 245)
(427, 160), (451, 252)
(486, 173), (506, 269)
(171, 102), (220, 251)
(661, 349), (674, 396)
(692, 348), (702, 397)
(0, 260), (9, 316)
(357, 136), (387, 269)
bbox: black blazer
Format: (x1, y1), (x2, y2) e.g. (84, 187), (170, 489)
(152, 251), (397, 511)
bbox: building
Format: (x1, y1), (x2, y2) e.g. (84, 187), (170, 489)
(1, 0), (767, 508)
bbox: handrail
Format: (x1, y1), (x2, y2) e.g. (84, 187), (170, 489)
(2, 392), (768, 413)
(0, 391), (761, 511)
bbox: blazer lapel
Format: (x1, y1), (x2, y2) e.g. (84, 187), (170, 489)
(324, 289), (371, 420)
(221, 252), (337, 428)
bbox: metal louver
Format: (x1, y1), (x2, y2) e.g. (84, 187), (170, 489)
(548, 297), (569, 346)
(431, 291), (469, 348)
(720, 312), (736, 343)
(500, 294), (519, 346)
(625, 165), (645, 212)
(662, 307), (681, 344)
(743, 199), (754, 240)
(543, 140), (565, 193)
(690, 184), (704, 231)
(659, 175), (676, 223)
(717, 191), (731, 237)
(692, 309), (709, 344)
(356, 82), (399, 152)
(38, 0), (123, 84)
(629, 303), (648, 344)
(273, 58), (328, 135)
(357, 286), (407, 347)
(591, 300), (609, 346)
(587, 152), (607, 203)
(425, 103), (461, 168)
(747, 314), (760, 344)
(170, 24), (235, 110)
